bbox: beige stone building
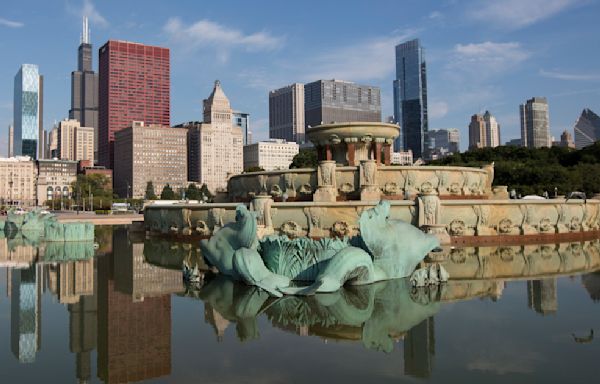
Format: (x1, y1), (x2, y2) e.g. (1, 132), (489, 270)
(185, 81), (243, 192)
(47, 126), (58, 158)
(469, 114), (487, 150)
(57, 119), (94, 163)
(36, 159), (78, 206)
(243, 139), (299, 171)
(113, 121), (187, 199)
(0, 156), (36, 206)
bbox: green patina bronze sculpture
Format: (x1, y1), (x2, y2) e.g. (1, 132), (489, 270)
(198, 200), (443, 296)
(2, 208), (94, 242)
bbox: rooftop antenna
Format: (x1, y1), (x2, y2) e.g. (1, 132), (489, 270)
(82, 16), (89, 44)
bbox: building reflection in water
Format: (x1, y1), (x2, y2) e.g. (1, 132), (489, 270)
(97, 228), (183, 384)
(527, 278), (558, 315)
(582, 271), (600, 302)
(10, 264), (43, 363)
(404, 317), (435, 378)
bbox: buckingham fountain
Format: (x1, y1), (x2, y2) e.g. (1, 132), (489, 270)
(145, 121), (600, 245)
(144, 122), (600, 295)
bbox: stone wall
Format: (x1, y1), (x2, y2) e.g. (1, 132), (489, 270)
(227, 164), (493, 202)
(144, 196), (600, 245)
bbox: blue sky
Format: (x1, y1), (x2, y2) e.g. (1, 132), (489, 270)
(1, 0), (599, 153)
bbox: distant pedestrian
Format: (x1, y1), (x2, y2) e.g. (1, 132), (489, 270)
(543, 191), (549, 199)
(510, 189), (516, 199)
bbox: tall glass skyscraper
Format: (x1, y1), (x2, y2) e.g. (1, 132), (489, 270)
(14, 64), (43, 159)
(393, 39), (428, 159)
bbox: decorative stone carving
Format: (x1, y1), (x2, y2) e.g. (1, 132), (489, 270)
(436, 171), (449, 194)
(448, 219), (466, 236)
(270, 184), (282, 197)
(570, 216), (581, 231)
(208, 208), (225, 231)
(538, 217), (553, 233)
(420, 181), (434, 194)
(314, 160), (337, 202)
(481, 162), (494, 195)
(329, 133), (341, 145)
(498, 247), (515, 262)
(555, 204), (569, 233)
(331, 221), (352, 238)
(251, 195), (274, 228)
(299, 183), (313, 195)
(449, 182), (461, 195)
(318, 160), (336, 187)
(196, 220), (210, 236)
(280, 221), (303, 238)
(473, 205), (493, 235)
(497, 218), (513, 234)
(450, 248), (467, 263)
(519, 205), (536, 235)
(283, 173), (296, 198)
(418, 193), (449, 244)
(360, 159), (380, 201)
(257, 175), (268, 195)
(402, 171), (417, 198)
(339, 182), (354, 194)
(304, 207), (327, 237)
(383, 182), (399, 195)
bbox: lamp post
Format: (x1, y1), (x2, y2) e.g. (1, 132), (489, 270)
(8, 172), (13, 207)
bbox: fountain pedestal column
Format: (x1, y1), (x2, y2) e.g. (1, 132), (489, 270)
(250, 194), (275, 238)
(360, 160), (381, 201)
(418, 192), (451, 244)
(313, 160), (337, 202)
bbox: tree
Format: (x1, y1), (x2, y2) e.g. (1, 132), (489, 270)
(244, 166), (265, 173)
(71, 174), (113, 210)
(199, 183), (214, 202)
(186, 183), (202, 200)
(290, 148), (317, 169)
(160, 184), (176, 200)
(145, 181), (157, 200)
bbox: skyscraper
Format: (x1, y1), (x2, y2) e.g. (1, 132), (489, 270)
(520, 97), (550, 148)
(98, 40), (170, 169)
(8, 124), (14, 157)
(468, 114), (486, 150)
(232, 111), (251, 145)
(57, 119), (95, 163)
(483, 110), (500, 147)
(179, 81), (243, 192)
(573, 108), (600, 149)
(429, 129), (459, 155)
(69, 16), (99, 162)
(14, 64), (43, 159)
(269, 83), (305, 143)
(304, 79), (381, 129)
(393, 39), (428, 158)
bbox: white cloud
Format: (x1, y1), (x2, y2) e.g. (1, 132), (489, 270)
(429, 100), (449, 119)
(539, 69), (600, 81)
(0, 17), (24, 28)
(449, 41), (530, 75)
(429, 11), (444, 20)
(301, 29), (419, 82)
(469, 0), (582, 29)
(164, 17), (284, 63)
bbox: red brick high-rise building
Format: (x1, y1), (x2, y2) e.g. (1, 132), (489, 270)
(98, 40), (170, 168)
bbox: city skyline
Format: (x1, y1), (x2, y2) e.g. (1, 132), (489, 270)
(0, 0), (599, 154)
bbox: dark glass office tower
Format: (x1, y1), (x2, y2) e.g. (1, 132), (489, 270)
(393, 39), (428, 159)
(69, 16), (99, 162)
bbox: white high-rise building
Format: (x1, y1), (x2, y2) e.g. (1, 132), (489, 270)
(483, 111), (500, 147)
(520, 97), (550, 148)
(243, 139), (299, 171)
(186, 81), (243, 192)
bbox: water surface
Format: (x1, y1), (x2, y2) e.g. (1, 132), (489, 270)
(0, 226), (599, 383)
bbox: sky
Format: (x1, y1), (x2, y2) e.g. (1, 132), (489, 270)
(1, 0), (599, 154)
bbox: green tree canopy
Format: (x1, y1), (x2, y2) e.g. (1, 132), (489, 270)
(186, 183), (202, 200)
(428, 143), (600, 196)
(244, 166), (265, 173)
(145, 181), (157, 200)
(290, 148), (317, 169)
(160, 184), (176, 200)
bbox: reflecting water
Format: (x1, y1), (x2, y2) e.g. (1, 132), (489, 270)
(0, 226), (599, 383)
